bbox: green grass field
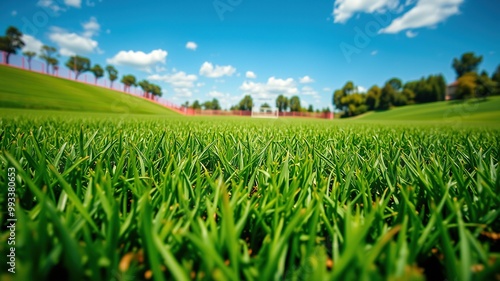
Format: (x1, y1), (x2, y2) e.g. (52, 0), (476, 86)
(355, 97), (500, 126)
(0, 65), (176, 115)
(0, 67), (499, 281)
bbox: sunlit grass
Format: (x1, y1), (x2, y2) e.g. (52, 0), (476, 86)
(0, 111), (499, 281)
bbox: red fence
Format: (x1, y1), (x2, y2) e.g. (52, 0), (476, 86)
(1, 51), (333, 119)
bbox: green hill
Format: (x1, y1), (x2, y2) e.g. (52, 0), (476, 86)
(0, 65), (177, 115)
(354, 97), (500, 126)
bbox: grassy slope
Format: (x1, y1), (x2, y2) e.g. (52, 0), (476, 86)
(354, 97), (500, 126)
(0, 65), (177, 115)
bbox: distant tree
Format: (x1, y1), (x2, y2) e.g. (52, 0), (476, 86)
(379, 82), (396, 110)
(65, 55), (91, 80)
(387, 77), (402, 91)
(149, 83), (162, 98)
(203, 98), (221, 110)
(341, 93), (368, 117)
(322, 107), (331, 113)
(456, 72), (477, 99)
(183, 101), (189, 108)
(0, 26), (24, 64)
(276, 94), (289, 112)
(138, 80), (151, 97)
(333, 81), (356, 113)
(39, 45), (57, 74)
(476, 71), (495, 99)
(261, 102), (271, 109)
(366, 85), (381, 110)
(47, 57), (58, 74)
(211, 98), (221, 110)
(452, 52), (483, 79)
(492, 65), (500, 95)
(192, 100), (201, 110)
(307, 105), (314, 112)
(238, 95), (253, 111)
(90, 64), (104, 84)
(22, 51), (36, 70)
(289, 96), (301, 112)
(105, 65), (118, 88)
(121, 74), (137, 92)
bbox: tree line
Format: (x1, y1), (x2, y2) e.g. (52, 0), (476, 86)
(0, 26), (162, 98)
(333, 52), (500, 117)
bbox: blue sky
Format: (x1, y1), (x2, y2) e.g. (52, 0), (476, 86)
(1, 0), (499, 109)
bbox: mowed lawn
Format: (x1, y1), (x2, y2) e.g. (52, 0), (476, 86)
(0, 65), (176, 115)
(355, 96), (500, 126)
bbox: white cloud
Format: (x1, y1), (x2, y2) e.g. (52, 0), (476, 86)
(380, 0), (464, 34)
(208, 91), (241, 109)
(208, 91), (227, 98)
(301, 86), (319, 96)
(240, 77), (299, 100)
(199, 62), (236, 78)
(107, 49), (168, 71)
(64, 0), (81, 8)
(37, 0), (81, 10)
(333, 0), (400, 23)
(173, 88), (193, 98)
(11, 10), (17, 16)
(37, 0), (64, 12)
(323, 87), (332, 92)
(186, 41), (198, 51)
(371, 50), (378, 56)
(246, 71), (257, 79)
(357, 86), (367, 93)
(82, 17), (100, 37)
(21, 35), (44, 53)
(49, 30), (99, 56)
(149, 71), (198, 98)
(299, 75), (315, 84)
(406, 30), (418, 38)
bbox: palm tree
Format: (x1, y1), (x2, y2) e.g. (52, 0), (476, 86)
(22, 51), (36, 70)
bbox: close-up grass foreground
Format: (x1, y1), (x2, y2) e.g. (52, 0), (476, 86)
(1, 109), (499, 281)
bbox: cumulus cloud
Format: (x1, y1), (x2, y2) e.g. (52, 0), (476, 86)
(380, 0), (464, 34)
(49, 30), (99, 56)
(82, 17), (100, 37)
(199, 62), (236, 78)
(37, 0), (81, 11)
(149, 71), (197, 88)
(406, 30), (418, 38)
(149, 71), (198, 98)
(208, 91), (242, 109)
(371, 50), (379, 56)
(299, 75), (314, 84)
(21, 35), (44, 53)
(240, 77), (299, 100)
(65, 0), (81, 8)
(301, 86), (319, 96)
(107, 49), (168, 71)
(333, 0), (399, 23)
(186, 41), (198, 51)
(246, 71), (257, 79)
